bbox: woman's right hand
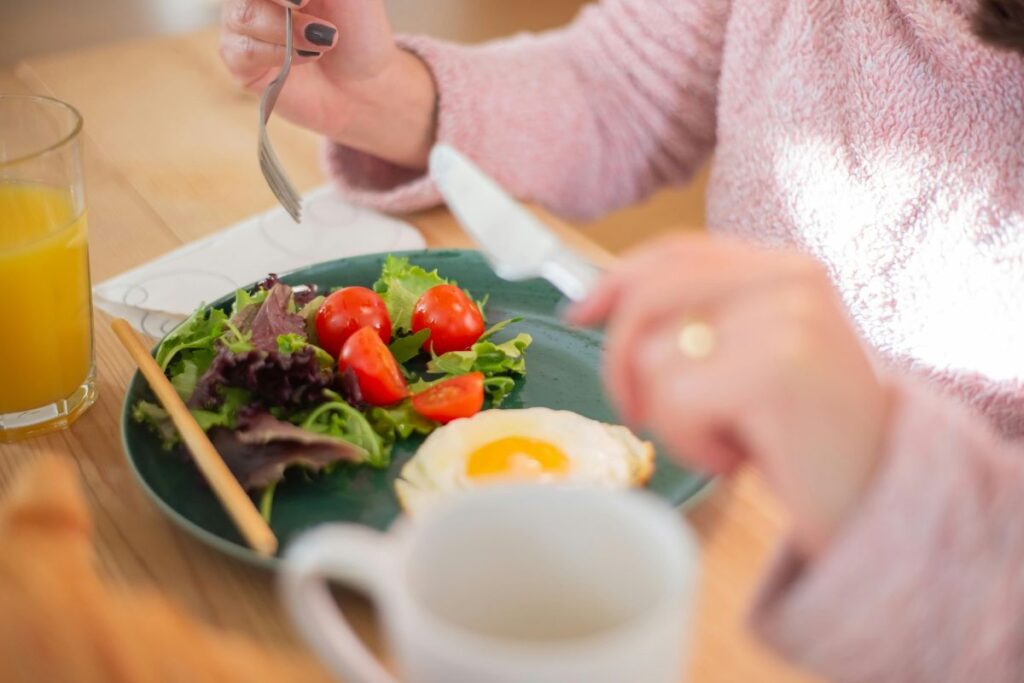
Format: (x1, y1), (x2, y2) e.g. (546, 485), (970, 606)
(220, 0), (438, 168)
(568, 235), (891, 561)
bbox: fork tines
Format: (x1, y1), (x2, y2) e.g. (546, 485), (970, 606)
(259, 137), (302, 222)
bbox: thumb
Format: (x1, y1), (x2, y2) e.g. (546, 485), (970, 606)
(305, 0), (397, 80)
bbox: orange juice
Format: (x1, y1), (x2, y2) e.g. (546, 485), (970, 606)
(0, 183), (93, 413)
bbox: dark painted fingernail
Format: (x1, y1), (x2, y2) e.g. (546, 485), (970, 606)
(297, 49), (320, 57)
(287, 0), (302, 5)
(305, 23), (336, 47)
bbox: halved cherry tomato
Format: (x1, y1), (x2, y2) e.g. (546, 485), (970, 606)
(316, 287), (392, 359)
(411, 372), (485, 424)
(338, 326), (408, 406)
(411, 284), (484, 355)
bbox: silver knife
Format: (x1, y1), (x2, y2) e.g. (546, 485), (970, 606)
(428, 144), (602, 301)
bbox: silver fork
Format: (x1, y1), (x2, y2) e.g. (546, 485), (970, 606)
(258, 7), (302, 223)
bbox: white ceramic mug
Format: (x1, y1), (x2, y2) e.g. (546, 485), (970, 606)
(280, 486), (700, 683)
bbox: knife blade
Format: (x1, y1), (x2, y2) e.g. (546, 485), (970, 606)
(428, 144), (602, 301)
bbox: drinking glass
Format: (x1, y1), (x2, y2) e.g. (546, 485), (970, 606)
(0, 95), (96, 442)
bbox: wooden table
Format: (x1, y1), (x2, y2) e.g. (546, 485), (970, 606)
(0, 29), (816, 683)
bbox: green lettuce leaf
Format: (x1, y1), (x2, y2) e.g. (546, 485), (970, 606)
(154, 307), (228, 371)
(133, 386), (252, 449)
(388, 329), (431, 364)
(297, 391), (389, 468)
(372, 255), (448, 333)
(259, 482), (277, 522)
(277, 333), (334, 369)
(219, 319), (254, 354)
(231, 287), (269, 318)
(169, 359), (201, 401)
(369, 400), (437, 442)
(475, 292), (489, 321)
(478, 317), (522, 343)
(407, 376), (442, 394)
(427, 333), (532, 377)
(190, 387), (251, 431)
(131, 401), (178, 450)
(298, 294), (326, 340)
(482, 376), (517, 407)
(422, 327), (532, 407)
(166, 344), (218, 405)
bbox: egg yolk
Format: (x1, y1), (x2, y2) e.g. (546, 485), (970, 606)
(465, 437), (571, 481)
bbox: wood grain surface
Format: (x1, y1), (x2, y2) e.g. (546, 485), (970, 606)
(0, 25), (816, 683)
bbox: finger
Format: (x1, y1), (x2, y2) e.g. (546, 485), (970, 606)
(631, 321), (749, 474)
(271, 0), (310, 8)
(567, 235), (711, 327)
(600, 260), (755, 423)
(219, 32), (323, 89)
(614, 283), (762, 427)
(601, 249), (824, 419)
(572, 236), (822, 328)
(305, 0), (393, 47)
(224, 0), (338, 51)
(651, 409), (746, 475)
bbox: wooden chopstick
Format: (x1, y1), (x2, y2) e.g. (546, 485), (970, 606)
(112, 318), (278, 557)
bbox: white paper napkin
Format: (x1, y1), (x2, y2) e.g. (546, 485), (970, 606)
(93, 184), (426, 338)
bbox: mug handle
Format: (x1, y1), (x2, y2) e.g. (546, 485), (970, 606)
(280, 525), (399, 683)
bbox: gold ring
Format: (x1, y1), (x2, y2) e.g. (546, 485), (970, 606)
(677, 319), (716, 360)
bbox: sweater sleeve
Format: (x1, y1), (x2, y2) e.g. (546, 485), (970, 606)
(749, 379), (1024, 682)
(325, 0), (729, 219)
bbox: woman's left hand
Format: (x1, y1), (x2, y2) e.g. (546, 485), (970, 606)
(568, 235), (891, 560)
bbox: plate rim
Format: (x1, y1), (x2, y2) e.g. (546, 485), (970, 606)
(119, 248), (714, 570)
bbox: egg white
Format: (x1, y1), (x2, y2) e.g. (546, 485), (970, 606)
(394, 408), (654, 517)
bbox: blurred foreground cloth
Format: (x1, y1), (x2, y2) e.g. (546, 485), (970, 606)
(0, 456), (333, 683)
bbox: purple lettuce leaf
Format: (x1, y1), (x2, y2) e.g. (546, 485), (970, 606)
(249, 283), (306, 351)
(230, 301), (261, 336)
(258, 274), (319, 309)
(188, 345), (333, 410)
(210, 411), (365, 490)
(258, 274), (281, 292)
(335, 367), (368, 410)
(293, 285), (319, 308)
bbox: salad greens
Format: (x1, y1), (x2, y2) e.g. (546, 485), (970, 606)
(369, 401), (436, 442)
(277, 333), (334, 368)
(190, 387), (251, 432)
(295, 390), (388, 468)
(388, 329), (431, 364)
(133, 257), (533, 522)
(132, 401), (178, 448)
(154, 308), (227, 372)
(372, 255), (450, 333)
(421, 319), (532, 406)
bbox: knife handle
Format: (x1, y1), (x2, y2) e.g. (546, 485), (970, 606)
(542, 248), (604, 302)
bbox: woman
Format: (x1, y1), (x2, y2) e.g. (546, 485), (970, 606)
(220, 1), (1024, 679)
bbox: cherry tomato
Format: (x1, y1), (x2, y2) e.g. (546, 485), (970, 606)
(316, 287), (391, 358)
(338, 326), (408, 406)
(411, 284), (485, 354)
(411, 372), (485, 424)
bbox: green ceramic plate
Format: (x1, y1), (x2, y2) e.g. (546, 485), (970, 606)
(121, 250), (710, 568)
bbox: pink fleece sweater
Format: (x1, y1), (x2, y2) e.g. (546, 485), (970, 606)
(326, 1), (1024, 679)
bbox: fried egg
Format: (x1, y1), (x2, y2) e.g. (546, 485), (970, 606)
(394, 408), (654, 517)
